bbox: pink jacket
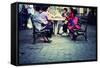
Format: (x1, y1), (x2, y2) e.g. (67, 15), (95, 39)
(68, 17), (80, 30)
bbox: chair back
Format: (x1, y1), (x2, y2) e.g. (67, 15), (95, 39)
(81, 23), (87, 32)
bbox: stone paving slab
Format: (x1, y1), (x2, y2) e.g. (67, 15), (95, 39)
(19, 25), (97, 64)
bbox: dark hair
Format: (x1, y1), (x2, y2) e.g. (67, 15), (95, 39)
(73, 9), (78, 16)
(70, 7), (74, 12)
(34, 5), (40, 11)
(41, 6), (49, 11)
(34, 4), (50, 11)
(64, 8), (68, 12)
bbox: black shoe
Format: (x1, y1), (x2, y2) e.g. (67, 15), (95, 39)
(57, 32), (60, 34)
(44, 40), (52, 43)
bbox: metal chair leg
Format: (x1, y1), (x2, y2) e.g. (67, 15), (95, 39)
(33, 33), (36, 44)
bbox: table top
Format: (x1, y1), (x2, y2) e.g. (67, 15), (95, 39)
(48, 17), (65, 21)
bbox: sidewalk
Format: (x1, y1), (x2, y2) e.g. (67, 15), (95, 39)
(19, 25), (97, 64)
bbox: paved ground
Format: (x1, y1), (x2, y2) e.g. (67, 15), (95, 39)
(19, 25), (97, 64)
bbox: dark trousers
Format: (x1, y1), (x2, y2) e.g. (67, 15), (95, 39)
(43, 23), (53, 38)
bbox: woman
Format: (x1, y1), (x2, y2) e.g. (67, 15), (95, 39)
(39, 6), (53, 41)
(31, 5), (52, 43)
(57, 8), (68, 34)
(67, 9), (81, 40)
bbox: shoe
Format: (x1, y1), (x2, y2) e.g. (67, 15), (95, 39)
(44, 40), (52, 43)
(57, 32), (60, 34)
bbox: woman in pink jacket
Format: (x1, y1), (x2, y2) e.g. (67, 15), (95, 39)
(68, 8), (80, 31)
(67, 9), (81, 40)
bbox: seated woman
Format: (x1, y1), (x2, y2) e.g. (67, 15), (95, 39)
(31, 5), (52, 43)
(67, 9), (81, 40)
(39, 7), (53, 39)
(57, 8), (69, 35)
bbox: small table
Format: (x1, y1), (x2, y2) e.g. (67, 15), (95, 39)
(48, 17), (65, 35)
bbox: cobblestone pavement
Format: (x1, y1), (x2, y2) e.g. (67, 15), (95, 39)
(19, 25), (97, 64)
